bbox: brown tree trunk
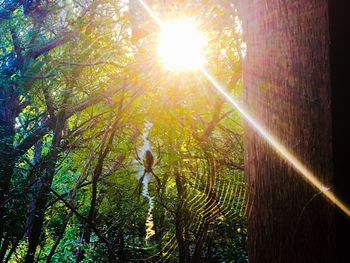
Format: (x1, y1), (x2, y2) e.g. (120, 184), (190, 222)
(238, 0), (336, 262)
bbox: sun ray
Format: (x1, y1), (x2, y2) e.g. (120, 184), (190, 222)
(200, 68), (350, 217)
(136, 0), (350, 218)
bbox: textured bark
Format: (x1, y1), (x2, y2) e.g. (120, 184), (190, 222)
(238, 1), (335, 262)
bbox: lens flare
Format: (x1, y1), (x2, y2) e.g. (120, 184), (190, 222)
(136, 0), (350, 217)
(200, 68), (350, 217)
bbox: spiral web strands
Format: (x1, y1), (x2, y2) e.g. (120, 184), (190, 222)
(150, 159), (246, 262)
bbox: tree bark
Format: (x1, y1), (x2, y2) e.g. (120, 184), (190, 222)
(0, 86), (19, 240)
(238, 0), (335, 262)
(24, 101), (67, 262)
(174, 167), (189, 263)
(24, 141), (42, 239)
(25, 149), (61, 263)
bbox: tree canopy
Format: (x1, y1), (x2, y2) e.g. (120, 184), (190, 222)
(0, 0), (247, 262)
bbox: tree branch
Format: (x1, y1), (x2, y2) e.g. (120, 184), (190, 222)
(10, 27), (24, 69)
(49, 188), (114, 250)
(31, 32), (76, 59)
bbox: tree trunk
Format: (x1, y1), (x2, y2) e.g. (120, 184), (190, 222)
(24, 141), (43, 239)
(238, 0), (335, 262)
(25, 106), (66, 263)
(76, 119), (119, 263)
(0, 237), (10, 262)
(46, 210), (73, 263)
(25, 150), (60, 263)
(174, 167), (189, 263)
(192, 157), (219, 263)
(0, 87), (18, 240)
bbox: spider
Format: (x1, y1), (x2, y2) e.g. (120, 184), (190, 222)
(135, 149), (161, 195)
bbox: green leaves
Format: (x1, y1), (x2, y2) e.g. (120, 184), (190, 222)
(1, 1), (247, 262)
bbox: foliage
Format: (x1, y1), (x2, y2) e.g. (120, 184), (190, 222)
(0, 0), (246, 262)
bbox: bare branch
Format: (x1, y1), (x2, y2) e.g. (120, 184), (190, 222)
(49, 188), (114, 250)
(31, 31), (76, 59)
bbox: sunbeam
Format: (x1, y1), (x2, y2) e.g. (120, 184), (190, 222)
(200, 68), (350, 217)
(136, 0), (350, 217)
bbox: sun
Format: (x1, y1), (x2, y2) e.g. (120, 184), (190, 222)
(158, 20), (207, 71)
